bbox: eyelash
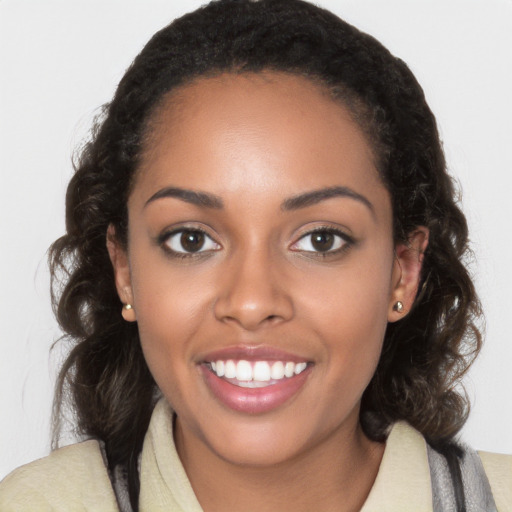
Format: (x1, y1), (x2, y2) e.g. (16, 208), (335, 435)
(158, 227), (221, 259)
(290, 227), (354, 258)
(157, 226), (354, 260)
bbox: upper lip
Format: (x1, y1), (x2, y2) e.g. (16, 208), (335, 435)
(198, 345), (310, 364)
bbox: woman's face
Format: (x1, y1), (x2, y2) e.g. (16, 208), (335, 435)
(110, 72), (423, 467)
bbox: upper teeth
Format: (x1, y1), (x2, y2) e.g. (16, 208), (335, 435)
(210, 360), (307, 382)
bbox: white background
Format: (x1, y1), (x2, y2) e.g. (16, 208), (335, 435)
(1, 0), (511, 480)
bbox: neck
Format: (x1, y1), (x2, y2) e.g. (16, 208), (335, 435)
(175, 415), (384, 512)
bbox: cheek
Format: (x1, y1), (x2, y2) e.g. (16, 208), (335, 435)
(128, 256), (214, 381)
(298, 248), (393, 384)
(133, 284), (206, 412)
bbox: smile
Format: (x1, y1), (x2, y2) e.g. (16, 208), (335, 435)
(200, 349), (313, 414)
(209, 359), (308, 387)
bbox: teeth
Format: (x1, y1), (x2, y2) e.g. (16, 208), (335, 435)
(253, 361), (271, 381)
(294, 362), (307, 375)
(284, 362), (295, 378)
(224, 360), (236, 379)
(210, 359), (308, 383)
(216, 360), (225, 377)
(237, 380), (274, 388)
(271, 361), (285, 380)
(236, 360), (252, 381)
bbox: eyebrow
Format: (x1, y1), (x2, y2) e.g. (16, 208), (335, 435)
(144, 187), (224, 209)
(281, 186), (374, 214)
(144, 184), (373, 214)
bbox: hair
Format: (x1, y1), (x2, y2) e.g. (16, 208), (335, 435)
(50, 0), (482, 508)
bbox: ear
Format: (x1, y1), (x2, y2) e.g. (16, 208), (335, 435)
(388, 227), (429, 322)
(106, 224), (136, 322)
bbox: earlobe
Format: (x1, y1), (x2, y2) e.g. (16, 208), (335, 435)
(388, 227), (429, 322)
(106, 224), (137, 322)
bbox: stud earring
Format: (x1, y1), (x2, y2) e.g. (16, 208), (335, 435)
(122, 303), (136, 322)
(393, 301), (404, 313)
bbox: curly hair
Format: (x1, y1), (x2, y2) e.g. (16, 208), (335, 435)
(50, 0), (481, 507)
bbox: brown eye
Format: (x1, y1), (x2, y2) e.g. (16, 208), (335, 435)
(180, 231), (205, 252)
(163, 229), (220, 254)
(310, 232), (335, 252)
(291, 229), (350, 254)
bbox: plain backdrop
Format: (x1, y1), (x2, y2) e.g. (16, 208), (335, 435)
(1, 0), (511, 480)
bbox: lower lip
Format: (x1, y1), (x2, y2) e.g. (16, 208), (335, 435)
(200, 365), (311, 414)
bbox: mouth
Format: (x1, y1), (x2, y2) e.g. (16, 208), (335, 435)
(199, 349), (313, 414)
(208, 359), (309, 388)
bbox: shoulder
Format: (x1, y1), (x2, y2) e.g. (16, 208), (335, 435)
(364, 421), (511, 512)
(478, 450), (512, 511)
(0, 439), (119, 511)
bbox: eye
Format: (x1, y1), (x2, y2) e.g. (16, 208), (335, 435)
(162, 229), (220, 255)
(291, 229), (351, 254)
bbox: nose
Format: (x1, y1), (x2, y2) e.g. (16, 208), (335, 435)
(213, 247), (294, 331)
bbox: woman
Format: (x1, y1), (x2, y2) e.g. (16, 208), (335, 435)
(1, 0), (510, 510)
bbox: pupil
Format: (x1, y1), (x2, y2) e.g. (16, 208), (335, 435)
(311, 232), (334, 252)
(181, 231), (205, 252)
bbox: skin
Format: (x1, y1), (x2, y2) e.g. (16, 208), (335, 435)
(108, 72), (428, 511)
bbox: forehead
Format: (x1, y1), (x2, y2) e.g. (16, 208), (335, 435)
(134, 71), (387, 211)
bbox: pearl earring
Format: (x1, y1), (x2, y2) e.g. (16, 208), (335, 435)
(121, 303), (136, 322)
(393, 301), (404, 313)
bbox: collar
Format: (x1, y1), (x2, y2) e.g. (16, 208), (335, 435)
(360, 421), (433, 511)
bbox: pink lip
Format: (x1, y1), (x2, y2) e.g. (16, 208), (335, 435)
(199, 345), (309, 363)
(200, 364), (312, 414)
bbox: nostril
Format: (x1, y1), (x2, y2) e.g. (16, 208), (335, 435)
(212, 273), (294, 329)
